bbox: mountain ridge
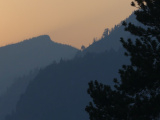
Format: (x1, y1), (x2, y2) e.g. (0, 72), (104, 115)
(2, 13), (139, 120)
(0, 35), (79, 95)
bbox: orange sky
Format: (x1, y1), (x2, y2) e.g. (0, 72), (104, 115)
(0, 0), (135, 49)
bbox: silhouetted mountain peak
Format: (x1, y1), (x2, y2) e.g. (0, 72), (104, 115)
(23, 35), (52, 43)
(34, 35), (51, 40)
(15, 35), (54, 47)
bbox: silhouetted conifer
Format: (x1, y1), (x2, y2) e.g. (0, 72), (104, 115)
(86, 0), (160, 119)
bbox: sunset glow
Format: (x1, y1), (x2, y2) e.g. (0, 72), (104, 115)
(0, 0), (135, 48)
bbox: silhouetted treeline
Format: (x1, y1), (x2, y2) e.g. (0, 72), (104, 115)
(82, 13), (139, 54)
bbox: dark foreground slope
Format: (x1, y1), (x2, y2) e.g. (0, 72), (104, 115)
(5, 48), (129, 120)
(0, 35), (78, 95)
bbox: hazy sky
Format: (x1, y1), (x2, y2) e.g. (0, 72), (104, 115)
(0, 0), (135, 49)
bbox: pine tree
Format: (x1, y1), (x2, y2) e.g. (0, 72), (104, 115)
(85, 0), (160, 119)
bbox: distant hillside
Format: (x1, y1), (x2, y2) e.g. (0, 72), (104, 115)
(5, 48), (129, 120)
(0, 69), (39, 120)
(82, 13), (138, 54)
(0, 35), (79, 95)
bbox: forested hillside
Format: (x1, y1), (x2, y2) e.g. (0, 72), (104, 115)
(82, 13), (139, 54)
(5, 48), (129, 120)
(2, 13), (140, 120)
